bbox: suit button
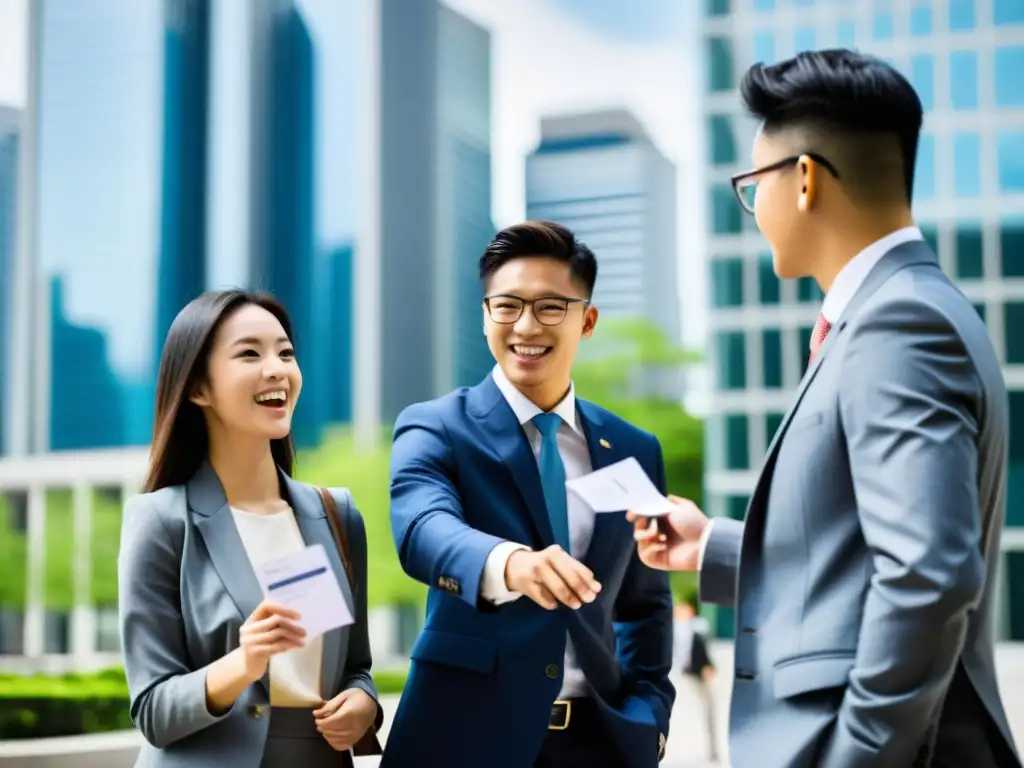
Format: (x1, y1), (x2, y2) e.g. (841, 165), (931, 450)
(545, 663), (559, 679)
(249, 704), (264, 719)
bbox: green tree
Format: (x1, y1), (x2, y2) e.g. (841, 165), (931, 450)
(573, 317), (705, 599)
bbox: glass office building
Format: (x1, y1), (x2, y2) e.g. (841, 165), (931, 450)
(702, 0), (1024, 639)
(526, 109), (681, 349)
(0, 108), (18, 457)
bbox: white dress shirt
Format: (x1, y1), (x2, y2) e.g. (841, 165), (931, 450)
(698, 225), (924, 568)
(479, 365), (595, 699)
(232, 506), (324, 706)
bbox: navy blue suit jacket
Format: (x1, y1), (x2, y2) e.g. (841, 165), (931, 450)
(381, 374), (675, 768)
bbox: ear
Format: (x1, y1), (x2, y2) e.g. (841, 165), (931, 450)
(581, 305), (599, 340)
(189, 383), (211, 408)
(798, 154), (817, 213)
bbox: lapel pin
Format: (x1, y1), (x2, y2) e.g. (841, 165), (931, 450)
(599, 438), (612, 449)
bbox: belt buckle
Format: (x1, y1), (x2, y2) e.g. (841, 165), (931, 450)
(549, 699), (572, 731)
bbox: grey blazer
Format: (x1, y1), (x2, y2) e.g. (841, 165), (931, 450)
(117, 461), (382, 767)
(700, 241), (1020, 767)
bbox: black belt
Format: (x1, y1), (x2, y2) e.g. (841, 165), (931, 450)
(549, 698), (597, 730)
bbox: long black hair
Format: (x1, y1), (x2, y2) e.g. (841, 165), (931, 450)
(143, 290), (296, 493)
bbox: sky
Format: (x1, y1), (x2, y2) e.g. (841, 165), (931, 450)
(0, 0), (711, 370)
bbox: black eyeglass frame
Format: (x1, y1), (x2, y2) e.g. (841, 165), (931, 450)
(482, 294), (591, 326)
(730, 153), (841, 214)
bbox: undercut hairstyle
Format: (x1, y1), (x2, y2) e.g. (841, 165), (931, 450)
(479, 220), (598, 297)
(741, 48), (924, 207)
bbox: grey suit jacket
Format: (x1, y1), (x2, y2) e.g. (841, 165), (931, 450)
(117, 462), (381, 767)
(700, 241), (1020, 767)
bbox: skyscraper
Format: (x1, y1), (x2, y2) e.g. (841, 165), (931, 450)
(701, 0), (1024, 639)
(154, 0), (211, 367)
(379, 0), (494, 420)
(249, 0), (320, 447)
(526, 110), (680, 347)
(0, 107), (19, 457)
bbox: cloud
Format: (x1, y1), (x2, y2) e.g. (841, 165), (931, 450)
(0, 0), (27, 108)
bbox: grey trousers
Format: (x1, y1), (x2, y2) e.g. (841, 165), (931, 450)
(260, 707), (354, 768)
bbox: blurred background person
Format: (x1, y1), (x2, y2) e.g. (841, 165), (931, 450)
(673, 593), (719, 764)
(118, 290), (382, 767)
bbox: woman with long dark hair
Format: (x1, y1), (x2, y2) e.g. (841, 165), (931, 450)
(118, 290), (382, 767)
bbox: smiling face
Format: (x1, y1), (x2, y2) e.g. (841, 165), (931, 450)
(190, 303), (303, 442)
(483, 256), (597, 408)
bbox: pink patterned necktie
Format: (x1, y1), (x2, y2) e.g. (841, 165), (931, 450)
(810, 313), (832, 362)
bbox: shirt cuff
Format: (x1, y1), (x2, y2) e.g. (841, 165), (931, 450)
(696, 519), (716, 572)
(480, 541), (529, 604)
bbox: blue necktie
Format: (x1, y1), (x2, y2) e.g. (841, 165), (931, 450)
(533, 413), (570, 552)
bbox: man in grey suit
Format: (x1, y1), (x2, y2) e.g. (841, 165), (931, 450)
(632, 49), (1021, 767)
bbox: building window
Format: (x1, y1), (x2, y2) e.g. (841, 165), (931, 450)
(910, 1), (932, 35)
(1008, 392), (1024, 640)
(708, 0), (731, 16)
(763, 329), (783, 389)
(710, 115), (737, 165)
(797, 277), (822, 303)
(711, 184), (742, 234)
(1005, 304), (1024, 364)
(707, 37), (734, 93)
(725, 494), (749, 520)
(955, 221), (984, 279)
(725, 414), (750, 470)
(711, 258), (745, 308)
(920, 223), (939, 255)
(794, 27), (815, 53)
(716, 331), (747, 390)
(954, 133), (982, 197)
(995, 47), (1024, 107)
(949, 0), (975, 30)
(758, 253), (780, 305)
(974, 303), (987, 323)
(995, 0), (1024, 25)
(765, 412), (784, 448)
(836, 19), (856, 47)
(1002, 219), (1024, 278)
(753, 31), (774, 65)
(998, 131), (1024, 192)
(799, 325), (814, 375)
(910, 55), (934, 110)
(950, 51), (979, 110)
(914, 134), (936, 200)
(873, 6), (895, 39)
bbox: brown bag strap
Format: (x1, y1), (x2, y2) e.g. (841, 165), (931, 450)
(316, 487), (355, 590)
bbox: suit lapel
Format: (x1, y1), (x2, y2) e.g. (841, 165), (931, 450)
(750, 240), (940, 514)
(282, 475), (354, 700)
(468, 375), (554, 547)
(189, 462), (269, 696)
(576, 401), (624, 571)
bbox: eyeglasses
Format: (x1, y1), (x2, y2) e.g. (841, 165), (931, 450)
(730, 153), (840, 214)
(483, 294), (590, 326)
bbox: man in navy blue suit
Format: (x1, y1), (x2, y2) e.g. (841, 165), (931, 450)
(383, 221), (675, 768)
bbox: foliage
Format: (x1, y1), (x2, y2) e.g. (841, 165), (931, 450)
(573, 318), (705, 603)
(0, 666), (408, 739)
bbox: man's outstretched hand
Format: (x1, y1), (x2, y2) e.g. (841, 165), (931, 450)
(627, 495), (709, 571)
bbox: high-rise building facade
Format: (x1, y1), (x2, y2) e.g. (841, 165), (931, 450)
(701, 0), (1024, 638)
(379, 0), (494, 421)
(0, 108), (18, 458)
(526, 110), (680, 348)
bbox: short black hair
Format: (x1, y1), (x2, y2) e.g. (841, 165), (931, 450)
(479, 220), (598, 297)
(741, 48), (923, 206)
